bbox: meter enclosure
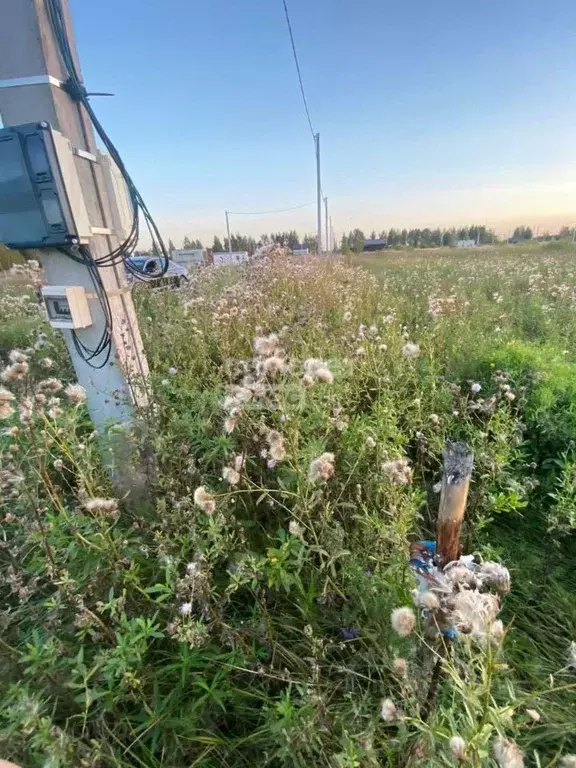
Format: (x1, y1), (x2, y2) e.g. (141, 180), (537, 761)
(42, 286), (92, 329)
(0, 122), (90, 250)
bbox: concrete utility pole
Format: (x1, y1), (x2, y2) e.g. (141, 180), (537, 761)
(323, 196), (329, 252)
(315, 133), (322, 253)
(330, 216), (334, 253)
(0, 0), (149, 436)
(225, 210), (232, 252)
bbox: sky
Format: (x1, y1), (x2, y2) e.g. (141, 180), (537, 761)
(71, 0), (576, 246)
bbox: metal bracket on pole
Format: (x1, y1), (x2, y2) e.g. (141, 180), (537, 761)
(73, 147), (98, 162)
(0, 74), (64, 89)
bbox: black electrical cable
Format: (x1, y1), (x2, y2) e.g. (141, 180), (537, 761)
(45, 0), (169, 280)
(281, 0), (316, 142)
(58, 245), (113, 368)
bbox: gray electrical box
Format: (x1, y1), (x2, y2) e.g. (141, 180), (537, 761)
(0, 122), (91, 249)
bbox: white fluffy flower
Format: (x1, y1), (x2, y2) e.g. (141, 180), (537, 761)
(308, 452), (335, 482)
(449, 735), (467, 761)
(402, 342), (420, 358)
(193, 486), (215, 514)
(288, 519), (304, 539)
(222, 466), (241, 485)
(303, 358), (333, 384)
(392, 657), (408, 677)
(380, 698), (400, 722)
(263, 356), (286, 375)
(254, 334), (280, 357)
(493, 736), (524, 768)
(382, 457), (413, 485)
(179, 602), (193, 616)
(415, 590), (440, 610)
(64, 383), (87, 404)
(567, 641), (576, 668)
(471, 382), (482, 393)
(391, 606), (416, 637)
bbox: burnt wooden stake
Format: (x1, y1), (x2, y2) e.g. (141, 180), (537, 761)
(436, 440), (474, 567)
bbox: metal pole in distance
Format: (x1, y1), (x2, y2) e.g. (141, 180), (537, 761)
(315, 133), (322, 253)
(225, 210), (232, 252)
(324, 196), (329, 252)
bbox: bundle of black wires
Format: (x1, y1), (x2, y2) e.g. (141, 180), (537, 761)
(58, 245), (113, 368)
(45, 0), (170, 281)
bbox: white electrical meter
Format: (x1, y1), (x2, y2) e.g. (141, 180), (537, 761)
(41, 286), (92, 329)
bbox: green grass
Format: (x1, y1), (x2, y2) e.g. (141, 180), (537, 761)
(1, 244), (576, 766)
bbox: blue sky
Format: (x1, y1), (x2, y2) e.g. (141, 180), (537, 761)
(72, 0), (576, 244)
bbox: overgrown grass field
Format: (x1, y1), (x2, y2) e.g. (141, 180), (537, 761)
(1, 244), (576, 767)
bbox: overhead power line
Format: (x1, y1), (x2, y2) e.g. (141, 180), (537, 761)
(227, 202), (314, 216)
(281, 0), (315, 141)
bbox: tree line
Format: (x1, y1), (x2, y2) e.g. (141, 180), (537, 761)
(165, 231), (318, 255)
(152, 223), (560, 259)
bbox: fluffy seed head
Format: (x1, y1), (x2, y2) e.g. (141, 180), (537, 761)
(64, 383), (87, 404)
(308, 452), (335, 482)
(179, 602), (192, 616)
(391, 606), (416, 637)
(417, 590), (440, 610)
(288, 519), (304, 539)
(382, 457), (413, 485)
(478, 561), (511, 593)
(193, 486), (215, 515)
(303, 359), (334, 384)
(471, 382), (482, 393)
(567, 641), (576, 668)
(83, 498), (118, 515)
(36, 377), (63, 395)
(493, 736), (524, 768)
(39, 358), (53, 369)
(0, 402), (14, 420)
(392, 657), (408, 677)
(315, 366), (333, 384)
(9, 350), (28, 364)
(449, 736), (467, 761)
(224, 417), (236, 434)
(0, 387), (15, 403)
(222, 466), (241, 485)
(525, 709), (540, 723)
(560, 757), (576, 768)
(302, 373), (315, 388)
(380, 698), (399, 722)
(254, 334), (280, 357)
(267, 430), (286, 461)
(402, 342), (420, 358)
(262, 356), (286, 375)
(490, 619), (505, 642)
(1, 361), (29, 382)
(365, 436), (376, 448)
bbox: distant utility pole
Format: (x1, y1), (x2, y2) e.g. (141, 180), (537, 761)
(324, 196), (329, 252)
(330, 216), (334, 253)
(315, 133), (322, 253)
(225, 210), (232, 252)
(0, 0), (149, 438)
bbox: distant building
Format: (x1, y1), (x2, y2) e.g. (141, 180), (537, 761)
(456, 239), (476, 248)
(212, 251), (248, 266)
(171, 248), (205, 266)
(363, 238), (388, 252)
(292, 245), (309, 256)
